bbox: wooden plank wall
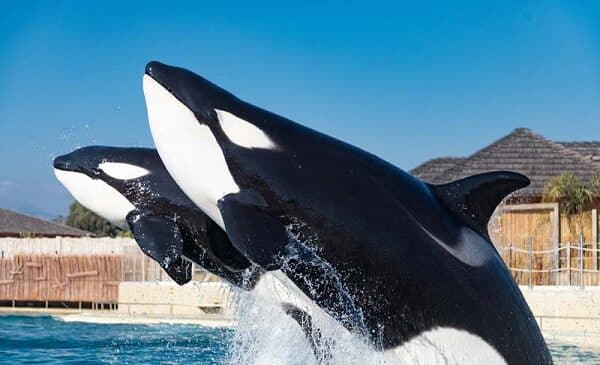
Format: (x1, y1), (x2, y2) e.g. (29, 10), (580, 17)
(0, 254), (120, 303)
(0, 237), (222, 304)
(0, 237), (170, 284)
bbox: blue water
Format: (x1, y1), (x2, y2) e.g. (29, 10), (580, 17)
(0, 315), (599, 364)
(0, 315), (231, 364)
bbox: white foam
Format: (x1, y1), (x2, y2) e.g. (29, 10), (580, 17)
(227, 275), (389, 365)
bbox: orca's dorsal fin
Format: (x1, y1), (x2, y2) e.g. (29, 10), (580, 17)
(430, 171), (530, 237)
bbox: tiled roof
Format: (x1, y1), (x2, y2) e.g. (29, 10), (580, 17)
(410, 157), (466, 183)
(411, 128), (600, 197)
(558, 141), (600, 165)
(0, 208), (92, 237)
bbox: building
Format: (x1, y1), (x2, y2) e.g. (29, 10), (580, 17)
(411, 128), (600, 286)
(411, 128), (600, 200)
(0, 208), (92, 238)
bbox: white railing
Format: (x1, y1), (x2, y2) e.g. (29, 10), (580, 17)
(498, 237), (600, 288)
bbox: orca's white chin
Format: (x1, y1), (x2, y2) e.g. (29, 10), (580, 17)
(54, 169), (133, 228)
(143, 74), (239, 229)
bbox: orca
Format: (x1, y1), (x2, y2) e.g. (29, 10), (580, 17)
(53, 146), (335, 360)
(53, 146), (261, 288)
(142, 61), (552, 364)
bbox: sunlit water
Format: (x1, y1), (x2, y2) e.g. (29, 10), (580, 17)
(0, 315), (598, 364)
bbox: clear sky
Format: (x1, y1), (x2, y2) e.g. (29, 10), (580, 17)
(1, 1), (599, 218)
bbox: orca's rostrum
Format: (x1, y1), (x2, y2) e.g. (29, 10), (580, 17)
(142, 61), (552, 364)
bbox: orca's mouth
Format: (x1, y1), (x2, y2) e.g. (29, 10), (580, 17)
(144, 61), (182, 104)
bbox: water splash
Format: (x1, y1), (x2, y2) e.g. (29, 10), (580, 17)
(223, 219), (395, 365)
(225, 281), (394, 365)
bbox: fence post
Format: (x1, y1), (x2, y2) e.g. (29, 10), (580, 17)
(142, 256), (146, 282)
(121, 251), (125, 282)
(552, 204), (560, 285)
(508, 242), (512, 272)
(593, 209), (598, 271)
(580, 234), (584, 289)
(566, 242), (571, 286)
(528, 237), (533, 289)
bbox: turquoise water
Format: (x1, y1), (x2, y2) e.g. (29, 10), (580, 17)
(0, 315), (230, 364)
(0, 315), (599, 364)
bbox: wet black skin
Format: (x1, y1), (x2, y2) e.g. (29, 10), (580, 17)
(53, 146), (261, 289)
(145, 61), (552, 364)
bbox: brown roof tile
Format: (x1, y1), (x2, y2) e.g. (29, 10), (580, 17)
(411, 157), (465, 182)
(411, 128), (600, 197)
(0, 208), (93, 237)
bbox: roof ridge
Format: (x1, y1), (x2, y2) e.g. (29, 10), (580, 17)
(424, 156), (465, 162)
(438, 128), (530, 179)
(439, 128), (600, 183)
(558, 141), (600, 144)
(0, 208), (92, 236)
(543, 134), (600, 170)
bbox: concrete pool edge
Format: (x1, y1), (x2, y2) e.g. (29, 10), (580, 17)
(52, 312), (236, 327)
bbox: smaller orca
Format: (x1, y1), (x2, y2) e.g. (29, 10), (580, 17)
(53, 146), (261, 288)
(53, 146), (341, 358)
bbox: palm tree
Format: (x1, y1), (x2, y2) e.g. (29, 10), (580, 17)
(542, 173), (594, 240)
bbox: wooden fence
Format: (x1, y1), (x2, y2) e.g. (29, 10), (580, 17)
(0, 237), (219, 306)
(490, 202), (600, 286)
(5, 206), (597, 302)
(0, 254), (120, 303)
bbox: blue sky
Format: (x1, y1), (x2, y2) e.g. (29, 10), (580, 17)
(1, 1), (599, 218)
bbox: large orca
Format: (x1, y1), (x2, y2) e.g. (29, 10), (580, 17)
(142, 61), (552, 364)
(53, 146), (261, 288)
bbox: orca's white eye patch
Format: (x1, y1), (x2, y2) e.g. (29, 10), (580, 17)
(99, 162), (150, 180)
(216, 109), (278, 150)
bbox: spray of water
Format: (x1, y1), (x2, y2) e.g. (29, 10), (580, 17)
(225, 277), (395, 365)
(223, 219), (397, 365)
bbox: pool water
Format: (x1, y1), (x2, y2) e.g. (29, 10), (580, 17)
(0, 315), (229, 364)
(0, 315), (598, 364)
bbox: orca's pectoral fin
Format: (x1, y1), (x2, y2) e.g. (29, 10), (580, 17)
(282, 303), (331, 364)
(126, 211), (192, 285)
(430, 171), (530, 237)
(218, 193), (289, 270)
